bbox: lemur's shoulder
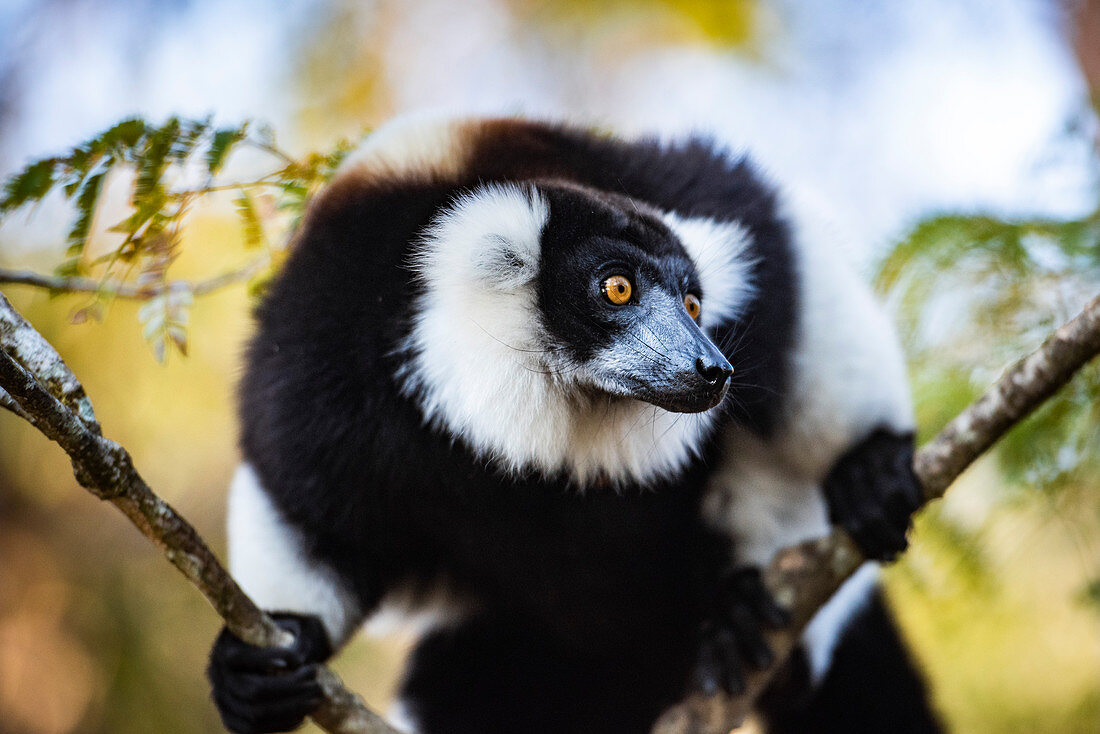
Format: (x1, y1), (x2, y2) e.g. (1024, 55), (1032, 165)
(318, 114), (781, 221)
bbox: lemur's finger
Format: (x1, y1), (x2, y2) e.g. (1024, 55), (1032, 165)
(214, 632), (306, 673)
(725, 567), (790, 628)
(692, 635), (725, 698)
(216, 665), (323, 704)
(236, 681), (324, 733)
(726, 603), (774, 670)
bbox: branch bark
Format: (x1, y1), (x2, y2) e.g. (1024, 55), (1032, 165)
(653, 290), (1100, 734)
(0, 291), (399, 734)
(0, 257), (267, 301)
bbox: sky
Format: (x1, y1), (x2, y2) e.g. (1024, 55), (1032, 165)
(0, 0), (1096, 263)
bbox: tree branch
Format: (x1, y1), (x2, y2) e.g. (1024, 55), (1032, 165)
(0, 257), (267, 300)
(0, 291), (399, 734)
(653, 290), (1100, 734)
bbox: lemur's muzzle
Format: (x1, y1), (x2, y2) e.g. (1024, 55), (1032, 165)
(627, 304), (733, 413)
(665, 307), (732, 411)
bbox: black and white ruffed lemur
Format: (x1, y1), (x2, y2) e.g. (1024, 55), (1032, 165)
(207, 115), (942, 734)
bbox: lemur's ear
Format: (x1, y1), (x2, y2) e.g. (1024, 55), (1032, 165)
(419, 183), (548, 292)
(473, 232), (539, 290)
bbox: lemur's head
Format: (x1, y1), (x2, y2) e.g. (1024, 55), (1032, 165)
(403, 180), (753, 482)
(531, 183), (732, 413)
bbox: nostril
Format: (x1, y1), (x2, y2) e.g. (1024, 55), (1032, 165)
(696, 358), (733, 387)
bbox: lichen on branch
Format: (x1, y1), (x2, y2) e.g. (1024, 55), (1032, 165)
(0, 290), (398, 734)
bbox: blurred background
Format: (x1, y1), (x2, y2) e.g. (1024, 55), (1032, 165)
(0, 1), (1098, 732)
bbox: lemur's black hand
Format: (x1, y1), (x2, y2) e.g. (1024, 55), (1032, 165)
(691, 567), (791, 697)
(823, 429), (922, 561)
(208, 613), (331, 734)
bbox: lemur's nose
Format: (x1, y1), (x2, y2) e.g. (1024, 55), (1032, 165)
(696, 358), (733, 389)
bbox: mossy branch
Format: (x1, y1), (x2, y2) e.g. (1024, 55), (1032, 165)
(653, 291), (1100, 734)
(0, 291), (399, 734)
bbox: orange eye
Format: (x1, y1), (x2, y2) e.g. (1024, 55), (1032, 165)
(603, 275), (633, 305)
(684, 293), (701, 322)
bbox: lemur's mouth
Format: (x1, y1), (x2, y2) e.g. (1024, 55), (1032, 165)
(634, 370), (731, 413)
(604, 351), (732, 413)
(630, 310), (733, 413)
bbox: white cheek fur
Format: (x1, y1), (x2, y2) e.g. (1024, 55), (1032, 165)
(400, 188), (756, 486)
(662, 212), (756, 330)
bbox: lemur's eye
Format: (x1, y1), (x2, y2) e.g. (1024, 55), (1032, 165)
(684, 293), (701, 322)
(603, 275), (633, 305)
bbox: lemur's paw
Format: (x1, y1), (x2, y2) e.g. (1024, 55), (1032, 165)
(208, 613), (331, 734)
(691, 567), (790, 697)
(823, 429), (922, 561)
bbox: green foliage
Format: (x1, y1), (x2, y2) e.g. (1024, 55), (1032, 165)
(206, 125), (249, 176)
(0, 116), (360, 362)
(876, 206), (1100, 494)
(68, 170), (106, 253)
(234, 189), (266, 250)
(1, 159), (57, 213)
(139, 287), (194, 363)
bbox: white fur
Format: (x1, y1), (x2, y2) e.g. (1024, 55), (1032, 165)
(802, 562), (880, 684)
(401, 187), (742, 485)
(702, 427), (832, 567)
(662, 212), (757, 330)
(703, 192), (913, 555)
(770, 192), (915, 480)
(363, 583), (477, 640)
(386, 699), (420, 734)
(700, 191), (913, 683)
(338, 111), (470, 183)
(227, 464), (362, 645)
(368, 584), (478, 734)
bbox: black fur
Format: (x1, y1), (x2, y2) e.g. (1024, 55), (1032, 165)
(208, 119), (932, 733)
(208, 614), (330, 734)
(470, 120), (797, 435)
(823, 429), (923, 560)
(757, 588), (942, 734)
(693, 567), (791, 696)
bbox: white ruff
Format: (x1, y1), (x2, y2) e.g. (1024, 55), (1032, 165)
(769, 191), (915, 480)
(662, 212), (756, 330)
(400, 186), (752, 485)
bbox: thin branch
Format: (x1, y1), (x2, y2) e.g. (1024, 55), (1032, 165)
(0, 291), (398, 734)
(0, 257), (267, 300)
(168, 178), (282, 198)
(653, 291), (1100, 734)
(247, 138), (297, 166)
(0, 294), (97, 425)
(0, 385), (35, 424)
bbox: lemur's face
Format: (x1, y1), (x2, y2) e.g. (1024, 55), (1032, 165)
(406, 180), (748, 477)
(536, 185), (732, 413)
